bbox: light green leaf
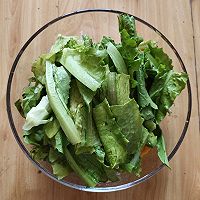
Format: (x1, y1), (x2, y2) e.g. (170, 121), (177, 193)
(106, 42), (127, 74)
(23, 95), (52, 131)
(46, 61), (81, 144)
(59, 47), (107, 91)
(44, 118), (60, 138)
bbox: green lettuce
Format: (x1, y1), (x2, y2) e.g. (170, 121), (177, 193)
(50, 34), (78, 54)
(69, 80), (102, 155)
(136, 64), (158, 109)
(15, 14), (188, 186)
(53, 65), (71, 106)
(93, 99), (128, 168)
(58, 40), (107, 91)
(110, 99), (144, 154)
(121, 127), (149, 175)
(106, 42), (127, 74)
(149, 70), (188, 122)
(44, 117), (60, 139)
(101, 72), (130, 105)
(15, 81), (44, 117)
(45, 61), (81, 144)
(23, 95), (52, 130)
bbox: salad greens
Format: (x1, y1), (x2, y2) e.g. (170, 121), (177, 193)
(15, 14), (188, 187)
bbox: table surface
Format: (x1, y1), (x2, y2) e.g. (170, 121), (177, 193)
(1, 0), (200, 199)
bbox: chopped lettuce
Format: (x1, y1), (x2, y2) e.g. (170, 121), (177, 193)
(93, 99), (128, 168)
(51, 161), (71, 180)
(106, 42), (127, 74)
(23, 95), (52, 130)
(50, 35), (77, 54)
(46, 61), (81, 144)
(63, 147), (98, 187)
(44, 118), (60, 139)
(110, 99), (144, 154)
(76, 80), (95, 108)
(156, 134), (170, 168)
(101, 72), (130, 105)
(53, 65), (71, 106)
(23, 126), (44, 146)
(149, 70), (188, 122)
(59, 46), (107, 91)
(121, 127), (149, 175)
(15, 81), (44, 117)
(136, 65), (158, 110)
(15, 13), (188, 187)
(69, 80), (101, 155)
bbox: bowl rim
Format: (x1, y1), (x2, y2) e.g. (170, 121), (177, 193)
(6, 8), (192, 192)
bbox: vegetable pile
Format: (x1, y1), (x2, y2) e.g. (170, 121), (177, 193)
(15, 14), (188, 187)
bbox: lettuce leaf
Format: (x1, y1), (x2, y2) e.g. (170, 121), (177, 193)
(51, 161), (71, 180)
(23, 126), (44, 146)
(118, 14), (143, 66)
(50, 35), (78, 54)
(76, 80), (95, 108)
(48, 148), (72, 180)
(58, 44), (107, 91)
(46, 61), (81, 144)
(44, 117), (60, 139)
(101, 72), (130, 105)
(31, 54), (55, 84)
(150, 70), (188, 122)
(136, 65), (158, 109)
(30, 145), (49, 161)
(121, 127), (149, 176)
(63, 147), (99, 187)
(93, 99), (128, 168)
(106, 42), (127, 74)
(69, 80), (101, 155)
(23, 95), (52, 130)
(53, 66), (71, 106)
(110, 99), (144, 154)
(15, 81), (44, 117)
(74, 151), (108, 183)
(156, 134), (170, 167)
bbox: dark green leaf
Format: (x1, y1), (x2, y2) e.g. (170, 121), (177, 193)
(156, 134), (170, 168)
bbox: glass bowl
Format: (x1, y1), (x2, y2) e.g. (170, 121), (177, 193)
(6, 9), (192, 192)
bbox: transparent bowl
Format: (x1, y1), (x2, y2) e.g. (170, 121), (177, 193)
(6, 9), (192, 192)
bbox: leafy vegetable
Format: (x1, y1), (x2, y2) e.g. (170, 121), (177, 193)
(69, 80), (101, 154)
(23, 95), (52, 130)
(15, 13), (188, 187)
(101, 72), (130, 105)
(121, 127), (149, 175)
(110, 99), (143, 154)
(53, 65), (71, 106)
(136, 65), (158, 109)
(15, 81), (44, 117)
(59, 45), (107, 91)
(106, 42), (127, 74)
(51, 161), (71, 180)
(50, 34), (77, 54)
(156, 134), (170, 167)
(76, 81), (95, 108)
(149, 70), (188, 122)
(93, 99), (128, 168)
(44, 118), (60, 139)
(63, 147), (98, 187)
(45, 61), (81, 144)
